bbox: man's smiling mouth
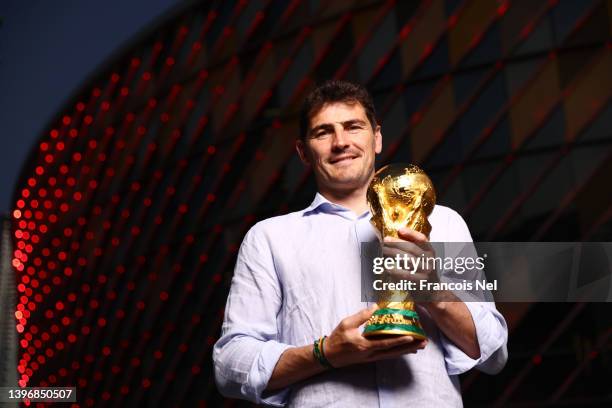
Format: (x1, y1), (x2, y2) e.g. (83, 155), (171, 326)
(330, 155), (358, 164)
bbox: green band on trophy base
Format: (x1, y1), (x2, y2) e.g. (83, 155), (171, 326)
(373, 308), (420, 319)
(363, 323), (426, 338)
(363, 307), (427, 339)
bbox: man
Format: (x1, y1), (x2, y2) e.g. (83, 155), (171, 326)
(213, 80), (508, 407)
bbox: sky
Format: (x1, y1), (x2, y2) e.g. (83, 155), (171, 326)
(0, 0), (188, 215)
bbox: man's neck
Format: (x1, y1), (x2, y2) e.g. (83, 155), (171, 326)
(318, 185), (370, 215)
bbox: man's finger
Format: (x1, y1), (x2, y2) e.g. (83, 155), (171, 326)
(343, 304), (378, 328)
(383, 239), (429, 255)
(398, 227), (428, 242)
(397, 229), (433, 252)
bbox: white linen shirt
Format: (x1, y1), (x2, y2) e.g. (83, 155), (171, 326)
(213, 193), (508, 407)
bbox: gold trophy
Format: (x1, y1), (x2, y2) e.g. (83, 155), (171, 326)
(363, 163), (436, 339)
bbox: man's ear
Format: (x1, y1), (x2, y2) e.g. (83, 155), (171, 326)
(296, 139), (311, 165)
(374, 125), (382, 154)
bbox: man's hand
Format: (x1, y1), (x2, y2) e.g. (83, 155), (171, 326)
(324, 305), (427, 368)
(381, 227), (453, 302)
(382, 227), (437, 282)
(382, 228), (481, 359)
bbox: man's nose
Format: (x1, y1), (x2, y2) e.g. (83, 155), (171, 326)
(331, 128), (350, 150)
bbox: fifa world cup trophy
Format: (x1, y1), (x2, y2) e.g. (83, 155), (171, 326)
(363, 163), (436, 339)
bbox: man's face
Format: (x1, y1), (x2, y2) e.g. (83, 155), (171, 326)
(296, 102), (382, 194)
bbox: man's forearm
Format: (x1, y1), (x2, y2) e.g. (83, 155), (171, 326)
(265, 344), (327, 392)
(424, 300), (480, 359)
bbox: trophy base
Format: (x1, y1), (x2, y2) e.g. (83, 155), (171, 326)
(362, 327), (427, 339)
(362, 307), (427, 339)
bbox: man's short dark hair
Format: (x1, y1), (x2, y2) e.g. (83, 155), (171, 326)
(299, 80), (378, 140)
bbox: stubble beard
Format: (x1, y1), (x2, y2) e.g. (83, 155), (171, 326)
(321, 160), (375, 195)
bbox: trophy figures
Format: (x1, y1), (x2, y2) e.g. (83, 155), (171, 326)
(363, 164), (436, 339)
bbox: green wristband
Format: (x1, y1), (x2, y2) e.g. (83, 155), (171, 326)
(313, 336), (334, 369)
(319, 336), (334, 368)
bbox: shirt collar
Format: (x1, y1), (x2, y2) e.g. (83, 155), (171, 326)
(303, 192), (371, 220)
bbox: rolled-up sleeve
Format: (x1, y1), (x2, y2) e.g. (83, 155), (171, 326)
(213, 225), (294, 406)
(440, 208), (509, 375)
(440, 302), (508, 375)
